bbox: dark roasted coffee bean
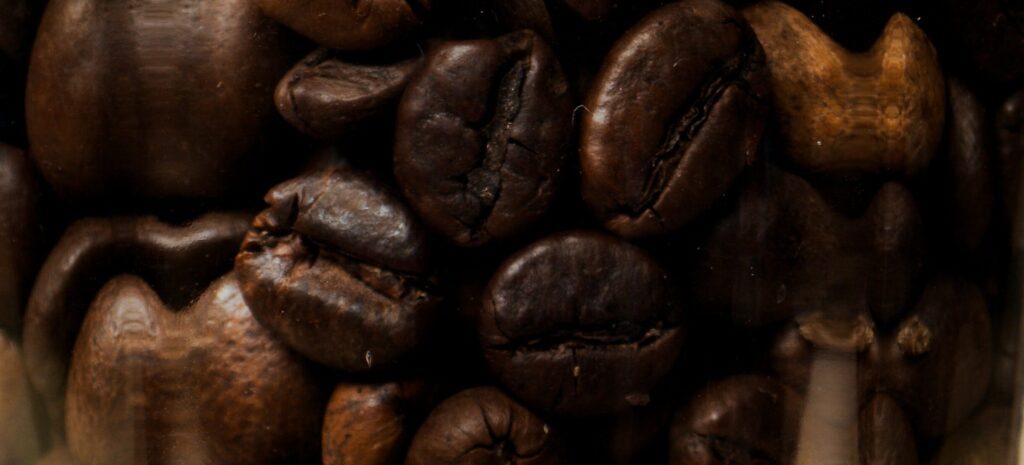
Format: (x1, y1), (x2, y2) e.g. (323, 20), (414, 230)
(0, 144), (49, 335)
(394, 31), (571, 247)
(997, 91), (1024, 228)
(697, 168), (924, 327)
(772, 277), (992, 438)
(580, 0), (768, 238)
(0, 330), (43, 465)
(938, 0), (1024, 84)
(23, 214), (251, 435)
(478, 231), (684, 416)
(323, 381), (427, 465)
(257, 0), (429, 51)
(405, 387), (564, 465)
(66, 273), (326, 465)
(934, 78), (994, 250)
(275, 48), (423, 139)
(744, 1), (944, 176)
(26, 0), (296, 205)
(669, 376), (800, 465)
(235, 167), (441, 372)
(859, 395), (918, 465)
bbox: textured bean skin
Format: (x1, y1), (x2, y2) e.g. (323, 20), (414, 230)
(236, 168), (441, 372)
(581, 0), (768, 238)
(275, 48), (423, 139)
(322, 381), (426, 465)
(479, 231), (684, 416)
(405, 387), (564, 465)
(395, 31), (572, 246)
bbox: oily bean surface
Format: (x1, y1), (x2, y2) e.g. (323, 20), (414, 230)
(479, 231), (684, 416)
(236, 167), (441, 372)
(275, 48), (422, 139)
(395, 30), (571, 247)
(580, 0), (768, 238)
(405, 387), (563, 465)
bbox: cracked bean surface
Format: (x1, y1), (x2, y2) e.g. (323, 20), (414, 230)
(580, 0), (768, 238)
(394, 30), (572, 247)
(405, 387), (563, 465)
(478, 231), (684, 416)
(235, 167), (441, 372)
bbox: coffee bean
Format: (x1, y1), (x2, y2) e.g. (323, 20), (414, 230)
(669, 376), (800, 465)
(479, 231), (683, 416)
(405, 387), (564, 465)
(22, 213), (250, 435)
(0, 143), (48, 335)
(394, 30), (572, 247)
(771, 277), (992, 438)
(257, 0), (429, 51)
(580, 0), (767, 238)
(934, 78), (994, 250)
(697, 168), (923, 327)
(670, 376), (917, 465)
(322, 381), (426, 465)
(235, 167), (442, 372)
(275, 48), (423, 139)
(66, 273), (326, 465)
(860, 395), (918, 465)
(743, 1), (944, 176)
(26, 0), (296, 205)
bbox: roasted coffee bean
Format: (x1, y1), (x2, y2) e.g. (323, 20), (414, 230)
(937, 0), (1024, 84)
(935, 78), (994, 250)
(257, 0), (429, 51)
(236, 167), (441, 372)
(998, 91), (1024, 228)
(394, 31), (571, 247)
(0, 143), (48, 335)
(669, 376), (800, 465)
(0, 329), (44, 465)
(23, 213), (251, 434)
(26, 0), (296, 205)
(743, 1), (944, 176)
(580, 0), (768, 238)
(323, 381), (427, 465)
(405, 387), (564, 465)
(697, 168), (924, 327)
(858, 395), (918, 465)
(933, 405), (1011, 465)
(275, 48), (423, 139)
(772, 277), (992, 438)
(670, 376), (916, 465)
(478, 231), (684, 416)
(66, 273), (326, 465)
